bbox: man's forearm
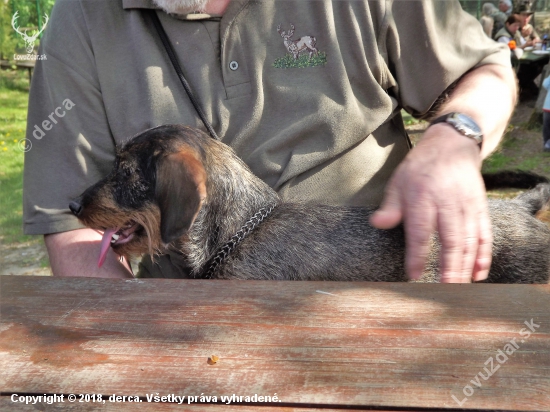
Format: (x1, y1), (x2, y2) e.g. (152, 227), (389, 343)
(434, 63), (517, 158)
(45, 229), (134, 278)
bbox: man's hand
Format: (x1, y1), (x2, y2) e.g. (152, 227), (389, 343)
(371, 63), (517, 282)
(521, 27), (533, 38)
(45, 228), (134, 278)
(370, 126), (491, 282)
(523, 39), (535, 48)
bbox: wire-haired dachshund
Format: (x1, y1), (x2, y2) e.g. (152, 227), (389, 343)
(70, 125), (550, 283)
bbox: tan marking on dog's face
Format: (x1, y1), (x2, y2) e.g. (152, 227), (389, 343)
(115, 204), (163, 257)
(76, 169), (163, 258)
(80, 193), (163, 258)
(535, 209), (550, 225)
(171, 148), (207, 202)
(77, 182), (124, 228)
(156, 146), (208, 244)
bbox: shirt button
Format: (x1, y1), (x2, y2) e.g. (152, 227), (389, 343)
(229, 61), (239, 71)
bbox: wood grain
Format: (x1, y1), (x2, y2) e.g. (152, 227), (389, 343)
(0, 398), (348, 412)
(1, 276), (549, 410)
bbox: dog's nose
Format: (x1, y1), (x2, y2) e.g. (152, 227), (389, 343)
(69, 201), (83, 217)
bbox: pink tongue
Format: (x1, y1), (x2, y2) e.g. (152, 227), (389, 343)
(98, 228), (119, 268)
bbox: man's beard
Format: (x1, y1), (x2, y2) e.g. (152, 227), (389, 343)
(152, 0), (209, 14)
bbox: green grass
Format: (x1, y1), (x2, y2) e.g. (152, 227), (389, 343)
(482, 125), (550, 175)
(481, 152), (514, 173)
(273, 52), (327, 69)
(0, 68), (31, 92)
(516, 154), (550, 174)
(0, 69), (31, 244)
(401, 110), (423, 126)
(482, 127), (520, 174)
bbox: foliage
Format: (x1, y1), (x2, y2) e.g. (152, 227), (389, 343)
(273, 52), (327, 69)
(0, 0), (55, 59)
(401, 110), (423, 127)
(0, 69), (32, 244)
(0, 62), (30, 91)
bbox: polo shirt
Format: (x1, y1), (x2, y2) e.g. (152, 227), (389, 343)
(23, 1), (510, 263)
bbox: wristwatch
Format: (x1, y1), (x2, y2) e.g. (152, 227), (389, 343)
(429, 112), (483, 148)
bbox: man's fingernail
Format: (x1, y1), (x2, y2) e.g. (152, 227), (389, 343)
(408, 271), (422, 280)
(473, 269), (489, 282)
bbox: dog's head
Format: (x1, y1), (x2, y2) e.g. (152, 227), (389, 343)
(70, 125), (208, 267)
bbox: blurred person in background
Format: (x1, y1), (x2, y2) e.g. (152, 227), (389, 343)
(541, 75), (550, 152)
(499, 0), (512, 16)
(514, 4), (541, 46)
(494, 14), (522, 46)
(480, 3), (496, 38)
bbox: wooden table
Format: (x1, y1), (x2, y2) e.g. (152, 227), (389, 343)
(1, 276), (549, 411)
(518, 50), (549, 83)
(520, 50), (550, 64)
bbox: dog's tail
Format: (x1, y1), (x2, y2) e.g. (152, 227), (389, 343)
(482, 170), (549, 190)
(514, 183), (550, 226)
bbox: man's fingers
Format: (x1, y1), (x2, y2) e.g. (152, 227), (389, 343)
(473, 205), (493, 281)
(370, 208), (403, 230)
(404, 199), (436, 280)
(370, 180), (403, 230)
(437, 199), (467, 283)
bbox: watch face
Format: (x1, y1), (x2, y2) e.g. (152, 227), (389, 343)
(453, 113), (481, 134)
(430, 112), (483, 146)
(448, 113), (482, 138)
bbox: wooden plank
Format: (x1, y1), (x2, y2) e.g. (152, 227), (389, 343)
(1, 276), (549, 411)
(0, 397), (343, 411)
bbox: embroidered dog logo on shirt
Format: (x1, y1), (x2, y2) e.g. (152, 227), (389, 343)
(273, 23), (327, 68)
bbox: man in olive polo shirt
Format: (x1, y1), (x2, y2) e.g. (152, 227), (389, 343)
(24, 0), (517, 283)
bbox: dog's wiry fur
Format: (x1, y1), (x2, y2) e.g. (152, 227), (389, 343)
(73, 125), (550, 283)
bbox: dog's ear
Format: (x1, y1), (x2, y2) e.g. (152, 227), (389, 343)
(155, 149), (207, 244)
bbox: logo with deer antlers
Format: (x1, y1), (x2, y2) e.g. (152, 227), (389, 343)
(12, 11), (49, 54)
(274, 23), (326, 69)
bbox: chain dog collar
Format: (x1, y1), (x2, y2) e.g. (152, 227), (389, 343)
(203, 205), (277, 278)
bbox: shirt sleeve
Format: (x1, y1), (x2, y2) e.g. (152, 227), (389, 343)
(383, 0), (511, 117)
(23, 0), (116, 235)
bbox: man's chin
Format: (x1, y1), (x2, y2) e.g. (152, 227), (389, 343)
(152, 0), (209, 14)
